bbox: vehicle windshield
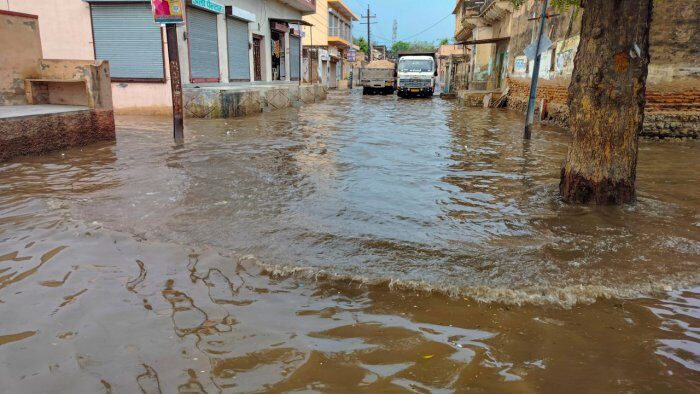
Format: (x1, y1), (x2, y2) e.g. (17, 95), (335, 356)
(399, 59), (433, 73)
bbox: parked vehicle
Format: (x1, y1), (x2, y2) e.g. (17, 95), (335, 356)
(360, 60), (396, 95)
(396, 52), (437, 98)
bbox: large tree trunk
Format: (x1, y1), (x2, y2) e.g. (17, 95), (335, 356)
(559, 0), (653, 204)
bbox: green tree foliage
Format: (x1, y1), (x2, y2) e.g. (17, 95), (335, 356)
(439, 38), (451, 46)
(392, 41), (436, 56)
(392, 41), (411, 54)
(353, 36), (369, 53)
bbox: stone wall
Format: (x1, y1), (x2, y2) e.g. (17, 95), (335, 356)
(183, 84), (328, 119)
(0, 109), (115, 162)
(507, 78), (700, 138)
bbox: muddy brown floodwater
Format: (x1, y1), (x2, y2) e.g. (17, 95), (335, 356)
(1, 91), (699, 392)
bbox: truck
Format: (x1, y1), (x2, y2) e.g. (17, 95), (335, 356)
(359, 60), (396, 95)
(396, 51), (437, 98)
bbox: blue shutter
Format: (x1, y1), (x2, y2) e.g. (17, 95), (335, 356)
(226, 17), (250, 81)
(188, 7), (219, 81)
(290, 36), (301, 81)
(90, 3), (164, 79)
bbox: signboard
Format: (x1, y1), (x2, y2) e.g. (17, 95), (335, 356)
(347, 48), (356, 62)
(151, 0), (184, 24)
(191, 0), (224, 14)
(523, 34), (552, 61)
(513, 55), (528, 75)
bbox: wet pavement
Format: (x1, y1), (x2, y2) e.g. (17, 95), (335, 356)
(1, 91), (699, 392)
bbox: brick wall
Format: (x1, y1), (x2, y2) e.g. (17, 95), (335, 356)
(506, 77), (700, 139)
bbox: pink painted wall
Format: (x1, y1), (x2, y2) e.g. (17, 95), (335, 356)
(0, 0), (172, 114)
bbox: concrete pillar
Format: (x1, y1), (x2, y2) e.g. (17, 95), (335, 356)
(217, 13), (229, 83)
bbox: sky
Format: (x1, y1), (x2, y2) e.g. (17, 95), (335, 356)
(345, 0), (456, 46)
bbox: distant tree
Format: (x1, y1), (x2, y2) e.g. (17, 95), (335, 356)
(408, 41), (436, 52)
(439, 38), (451, 46)
(391, 41), (437, 56)
(352, 36), (368, 54)
(392, 40), (411, 55)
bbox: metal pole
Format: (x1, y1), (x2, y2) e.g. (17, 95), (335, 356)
(367, 5), (372, 60)
(524, 0), (549, 139)
(310, 27), (314, 83)
(469, 29), (477, 89)
(166, 24), (184, 143)
(445, 59), (453, 94)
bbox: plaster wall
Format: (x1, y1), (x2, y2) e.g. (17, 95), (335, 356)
(0, 11), (42, 105)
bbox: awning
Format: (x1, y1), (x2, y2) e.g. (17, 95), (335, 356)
(270, 18), (313, 27)
(456, 36), (511, 46)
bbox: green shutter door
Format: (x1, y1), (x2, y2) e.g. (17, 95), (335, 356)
(188, 7), (219, 81)
(90, 4), (164, 79)
(226, 17), (250, 81)
(290, 36), (301, 81)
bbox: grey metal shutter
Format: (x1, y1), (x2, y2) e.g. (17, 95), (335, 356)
(90, 4), (164, 79)
(188, 7), (219, 81)
(290, 36), (301, 81)
(226, 18), (250, 81)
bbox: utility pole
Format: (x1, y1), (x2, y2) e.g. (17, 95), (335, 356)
(392, 19), (397, 46)
(524, 0), (549, 139)
(360, 5), (376, 60)
(166, 24), (183, 143)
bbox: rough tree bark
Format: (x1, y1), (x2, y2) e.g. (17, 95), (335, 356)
(559, 0), (653, 204)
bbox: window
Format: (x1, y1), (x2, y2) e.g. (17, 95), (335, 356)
(90, 3), (165, 81)
(399, 59), (434, 73)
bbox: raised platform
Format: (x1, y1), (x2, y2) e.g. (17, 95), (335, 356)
(456, 89), (502, 107)
(0, 105), (115, 162)
(0, 104), (89, 119)
(183, 84), (328, 119)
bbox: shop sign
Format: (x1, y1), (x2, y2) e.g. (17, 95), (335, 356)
(191, 0), (224, 14)
(151, 0), (184, 24)
(347, 48), (356, 62)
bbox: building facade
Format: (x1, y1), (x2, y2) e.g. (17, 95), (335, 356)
(437, 44), (468, 94)
(0, 0), (317, 115)
(452, 0), (700, 139)
(302, 0), (358, 89)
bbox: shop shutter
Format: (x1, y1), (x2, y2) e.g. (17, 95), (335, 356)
(226, 17), (250, 81)
(290, 36), (301, 81)
(90, 4), (164, 79)
(188, 7), (219, 81)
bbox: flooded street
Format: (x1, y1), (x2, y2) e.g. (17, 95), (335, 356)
(1, 91), (699, 392)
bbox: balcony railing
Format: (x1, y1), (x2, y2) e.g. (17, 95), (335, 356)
(329, 27), (352, 43)
(480, 0), (496, 14)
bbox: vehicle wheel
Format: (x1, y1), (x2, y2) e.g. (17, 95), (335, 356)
(362, 88), (368, 95)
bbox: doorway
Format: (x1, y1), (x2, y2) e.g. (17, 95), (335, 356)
(271, 30), (285, 81)
(253, 34), (263, 81)
(329, 60), (338, 88)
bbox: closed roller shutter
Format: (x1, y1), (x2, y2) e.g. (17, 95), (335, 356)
(290, 36), (301, 81)
(226, 17), (250, 81)
(90, 3), (164, 79)
(188, 7), (219, 81)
